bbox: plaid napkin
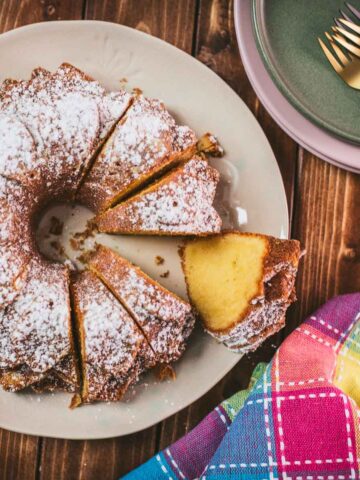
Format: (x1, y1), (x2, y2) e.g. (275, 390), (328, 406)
(123, 294), (360, 479)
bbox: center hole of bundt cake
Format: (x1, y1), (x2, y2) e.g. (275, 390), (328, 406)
(35, 203), (186, 298)
(35, 203), (97, 269)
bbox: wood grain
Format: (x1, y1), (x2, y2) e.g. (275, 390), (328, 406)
(85, 0), (197, 53)
(0, 0), (83, 32)
(283, 151), (360, 337)
(39, 427), (157, 480)
(0, 430), (39, 480)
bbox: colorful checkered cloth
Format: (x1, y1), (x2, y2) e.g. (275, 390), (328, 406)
(123, 294), (360, 479)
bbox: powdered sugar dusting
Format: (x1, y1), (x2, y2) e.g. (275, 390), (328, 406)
(74, 272), (142, 375)
(89, 247), (195, 363)
(98, 158), (222, 234)
(0, 176), (35, 245)
(78, 95), (196, 212)
(0, 257), (71, 379)
(0, 63), (131, 196)
(0, 114), (38, 183)
(0, 241), (33, 308)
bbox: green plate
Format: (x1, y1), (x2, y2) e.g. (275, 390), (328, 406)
(252, 0), (360, 144)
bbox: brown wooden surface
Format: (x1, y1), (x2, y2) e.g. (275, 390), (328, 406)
(0, 0), (359, 478)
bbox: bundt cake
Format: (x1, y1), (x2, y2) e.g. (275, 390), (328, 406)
(77, 95), (197, 213)
(0, 63), (211, 405)
(71, 271), (155, 404)
(180, 232), (302, 353)
(0, 255), (77, 392)
(96, 157), (222, 236)
(88, 245), (196, 364)
(0, 63), (299, 409)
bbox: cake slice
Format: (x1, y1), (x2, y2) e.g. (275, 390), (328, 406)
(71, 271), (155, 404)
(0, 176), (38, 309)
(88, 245), (196, 364)
(0, 113), (40, 192)
(96, 158), (222, 236)
(77, 95), (197, 213)
(0, 256), (77, 391)
(180, 232), (302, 353)
(0, 175), (36, 246)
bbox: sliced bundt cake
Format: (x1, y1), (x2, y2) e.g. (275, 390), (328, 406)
(96, 158), (222, 236)
(180, 232), (302, 353)
(71, 271), (155, 404)
(77, 95), (197, 213)
(88, 245), (196, 365)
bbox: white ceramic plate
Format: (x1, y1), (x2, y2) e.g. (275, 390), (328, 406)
(0, 20), (288, 439)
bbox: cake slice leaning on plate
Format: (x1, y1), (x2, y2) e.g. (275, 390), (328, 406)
(70, 270), (155, 405)
(180, 232), (302, 353)
(96, 157), (222, 236)
(88, 245), (196, 365)
(77, 95), (197, 213)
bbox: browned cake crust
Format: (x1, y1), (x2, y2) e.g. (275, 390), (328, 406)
(77, 95), (197, 213)
(71, 271), (155, 404)
(88, 245), (196, 365)
(96, 157), (222, 236)
(181, 232), (302, 353)
(32, 354), (79, 393)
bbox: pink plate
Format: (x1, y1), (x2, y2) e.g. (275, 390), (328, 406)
(234, 0), (360, 173)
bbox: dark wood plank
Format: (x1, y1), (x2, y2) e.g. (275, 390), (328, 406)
(38, 1), (198, 478)
(284, 152), (360, 335)
(0, 0), (83, 32)
(85, 0), (196, 53)
(40, 428), (157, 480)
(0, 2), (84, 479)
(0, 430), (39, 480)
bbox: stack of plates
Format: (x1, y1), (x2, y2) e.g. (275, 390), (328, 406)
(234, 0), (360, 173)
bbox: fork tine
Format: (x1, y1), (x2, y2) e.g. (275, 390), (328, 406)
(318, 37), (343, 74)
(333, 33), (360, 56)
(339, 18), (360, 35)
(326, 33), (351, 65)
(339, 9), (353, 22)
(345, 2), (360, 20)
(335, 25), (360, 45)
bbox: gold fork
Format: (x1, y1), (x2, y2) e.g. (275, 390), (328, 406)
(318, 8), (360, 89)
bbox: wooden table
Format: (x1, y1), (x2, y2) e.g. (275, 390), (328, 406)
(0, 1), (359, 479)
